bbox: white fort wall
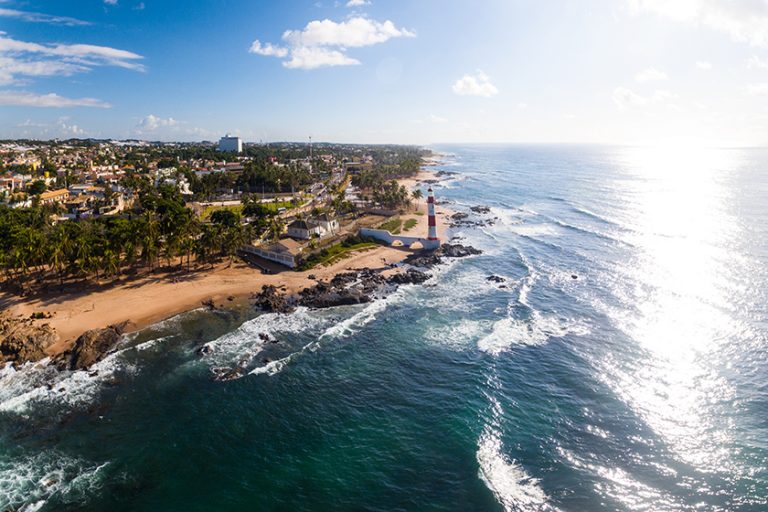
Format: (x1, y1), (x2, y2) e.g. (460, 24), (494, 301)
(359, 228), (441, 250)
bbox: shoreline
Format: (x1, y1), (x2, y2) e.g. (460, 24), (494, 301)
(0, 167), (453, 359)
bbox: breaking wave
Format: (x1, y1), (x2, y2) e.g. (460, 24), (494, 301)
(477, 430), (549, 512)
(0, 451), (108, 512)
(478, 310), (589, 356)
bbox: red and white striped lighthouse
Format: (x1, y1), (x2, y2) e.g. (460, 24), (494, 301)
(427, 187), (438, 241)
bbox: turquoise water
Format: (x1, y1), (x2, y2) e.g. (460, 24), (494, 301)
(2, 145), (767, 511)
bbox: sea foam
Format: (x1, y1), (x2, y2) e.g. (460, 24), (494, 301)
(0, 451), (108, 512)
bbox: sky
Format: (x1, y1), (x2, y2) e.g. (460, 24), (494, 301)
(2, 0), (768, 146)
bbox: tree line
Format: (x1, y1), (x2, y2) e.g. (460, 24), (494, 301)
(0, 184), (253, 294)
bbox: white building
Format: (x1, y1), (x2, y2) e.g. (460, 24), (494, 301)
(287, 219), (322, 240)
(243, 239), (304, 268)
(218, 135), (242, 153)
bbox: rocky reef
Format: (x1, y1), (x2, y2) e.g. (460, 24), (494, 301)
(251, 243), (481, 314)
(0, 312), (58, 365)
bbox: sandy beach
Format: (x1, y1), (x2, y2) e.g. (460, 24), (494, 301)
(0, 168), (451, 355)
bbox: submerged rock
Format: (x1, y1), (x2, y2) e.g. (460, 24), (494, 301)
(212, 366), (243, 381)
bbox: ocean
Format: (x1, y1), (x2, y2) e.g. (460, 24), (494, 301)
(1, 144), (767, 511)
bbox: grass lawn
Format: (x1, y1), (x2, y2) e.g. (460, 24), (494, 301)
(403, 218), (418, 231)
(200, 204), (243, 221)
(298, 242), (377, 270)
(378, 217), (402, 234)
(201, 200), (300, 220)
(259, 200), (297, 213)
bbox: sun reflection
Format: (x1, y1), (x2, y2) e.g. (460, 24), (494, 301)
(602, 146), (745, 473)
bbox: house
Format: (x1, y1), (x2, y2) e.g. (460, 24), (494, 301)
(309, 214), (339, 237)
(38, 188), (70, 205)
(287, 219), (323, 240)
(244, 238), (304, 268)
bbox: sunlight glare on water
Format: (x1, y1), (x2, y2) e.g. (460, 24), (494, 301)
(605, 146), (744, 477)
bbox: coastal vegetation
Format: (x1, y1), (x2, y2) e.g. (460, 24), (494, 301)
(0, 184), (251, 293)
(297, 235), (379, 271)
(378, 218), (403, 234)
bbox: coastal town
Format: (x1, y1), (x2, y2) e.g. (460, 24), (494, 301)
(0, 136), (477, 368)
(0, 135), (437, 273)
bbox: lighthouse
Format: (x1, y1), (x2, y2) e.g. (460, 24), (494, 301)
(427, 187), (438, 241)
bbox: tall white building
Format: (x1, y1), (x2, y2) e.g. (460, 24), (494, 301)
(218, 135), (242, 153)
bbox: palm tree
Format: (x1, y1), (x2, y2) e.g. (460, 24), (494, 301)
(267, 217), (284, 241)
(412, 189), (423, 211)
(47, 228), (67, 286)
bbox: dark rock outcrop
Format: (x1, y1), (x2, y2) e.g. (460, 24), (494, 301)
(440, 243), (483, 258)
(403, 251), (442, 268)
(486, 275), (505, 283)
(404, 243), (482, 269)
(387, 269), (431, 285)
(298, 281), (371, 309)
(0, 312), (59, 365)
(470, 205), (491, 214)
(57, 322), (129, 371)
(251, 285), (296, 314)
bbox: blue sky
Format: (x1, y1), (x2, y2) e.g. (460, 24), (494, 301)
(2, 0), (768, 145)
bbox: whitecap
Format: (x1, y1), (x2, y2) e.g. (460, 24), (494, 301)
(0, 343), (138, 416)
(478, 312), (588, 356)
(476, 429), (549, 511)
(0, 451), (108, 511)
(423, 319), (491, 351)
(319, 288), (406, 340)
(203, 307), (329, 369)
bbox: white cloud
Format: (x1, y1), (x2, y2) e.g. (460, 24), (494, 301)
(746, 83), (768, 96)
(0, 34), (145, 85)
(104, 0), (118, 5)
(346, 0), (370, 6)
(137, 114), (178, 131)
(17, 117), (87, 138)
(747, 55), (768, 69)
(428, 114), (448, 123)
(629, 0), (768, 47)
(635, 67), (667, 82)
(0, 57), (87, 85)
(249, 16), (414, 70)
(612, 86), (675, 109)
(0, 91), (110, 108)
(283, 18), (414, 48)
(132, 114), (213, 141)
(0, 8), (90, 26)
(249, 40), (288, 58)
(452, 71), (498, 97)
(283, 46), (359, 69)
(696, 60), (712, 70)
(613, 86), (649, 108)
